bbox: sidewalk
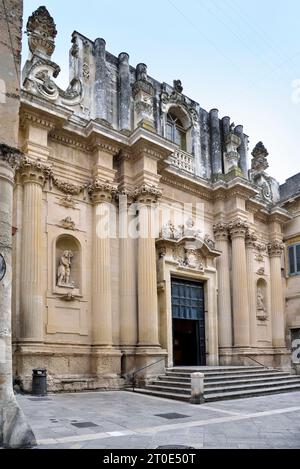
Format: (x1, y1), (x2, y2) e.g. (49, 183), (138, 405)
(16, 390), (300, 449)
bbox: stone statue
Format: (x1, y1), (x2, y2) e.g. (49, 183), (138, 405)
(257, 289), (265, 311)
(57, 251), (74, 287)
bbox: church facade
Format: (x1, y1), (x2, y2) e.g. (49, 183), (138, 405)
(11, 6), (300, 392)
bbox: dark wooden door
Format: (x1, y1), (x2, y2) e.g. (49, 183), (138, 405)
(172, 278), (206, 366)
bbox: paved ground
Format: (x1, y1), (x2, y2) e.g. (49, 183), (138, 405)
(17, 391), (300, 449)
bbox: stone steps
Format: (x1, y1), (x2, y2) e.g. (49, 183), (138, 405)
(133, 366), (300, 403)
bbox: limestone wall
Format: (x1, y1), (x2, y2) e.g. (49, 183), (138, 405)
(0, 0), (23, 148)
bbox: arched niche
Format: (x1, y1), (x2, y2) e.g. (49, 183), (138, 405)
(55, 234), (82, 293)
(256, 278), (269, 322)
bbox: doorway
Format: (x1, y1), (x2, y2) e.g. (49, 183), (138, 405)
(171, 278), (206, 367)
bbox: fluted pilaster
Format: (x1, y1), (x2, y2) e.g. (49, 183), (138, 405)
(89, 180), (117, 347)
(119, 191), (137, 348)
(229, 219), (250, 348)
(268, 242), (285, 348)
(135, 185), (162, 348)
(213, 222), (232, 349)
(246, 232), (258, 347)
(20, 158), (51, 340)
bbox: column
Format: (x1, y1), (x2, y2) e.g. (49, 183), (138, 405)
(229, 219), (250, 348)
(20, 158), (50, 341)
(210, 109), (223, 178)
(136, 185), (161, 348)
(94, 38), (108, 122)
(118, 53), (131, 132)
(269, 242), (285, 348)
(89, 180), (116, 347)
(119, 191), (137, 348)
(0, 147), (36, 449)
(213, 222), (232, 349)
(246, 233), (258, 347)
(235, 125), (248, 178)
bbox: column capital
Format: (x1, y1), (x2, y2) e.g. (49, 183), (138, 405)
(213, 222), (229, 241)
(18, 156), (53, 186)
(268, 241), (284, 258)
(134, 183), (162, 204)
(246, 231), (258, 248)
(0, 144), (22, 170)
(117, 188), (136, 207)
(228, 218), (249, 239)
(88, 178), (118, 204)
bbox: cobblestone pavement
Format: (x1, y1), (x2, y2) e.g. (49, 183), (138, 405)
(16, 391), (300, 449)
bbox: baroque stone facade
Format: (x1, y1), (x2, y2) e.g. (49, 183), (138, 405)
(8, 6), (300, 392)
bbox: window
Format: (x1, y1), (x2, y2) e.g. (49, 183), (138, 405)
(166, 113), (187, 151)
(289, 244), (300, 276)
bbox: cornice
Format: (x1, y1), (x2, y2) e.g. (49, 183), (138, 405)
(20, 110), (56, 132)
(49, 132), (92, 153)
(160, 171), (213, 202)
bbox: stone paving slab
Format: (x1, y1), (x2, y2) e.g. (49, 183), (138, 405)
(16, 391), (300, 449)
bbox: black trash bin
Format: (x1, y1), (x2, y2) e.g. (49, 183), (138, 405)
(32, 369), (47, 396)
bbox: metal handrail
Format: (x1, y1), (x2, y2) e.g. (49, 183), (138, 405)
(245, 355), (282, 371)
(131, 358), (166, 392)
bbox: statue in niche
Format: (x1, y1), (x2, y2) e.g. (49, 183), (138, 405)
(257, 288), (268, 321)
(57, 251), (74, 287)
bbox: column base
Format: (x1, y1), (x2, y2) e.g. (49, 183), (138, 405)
(219, 347), (292, 370)
(14, 343), (125, 392)
(133, 348), (167, 385)
(0, 398), (36, 449)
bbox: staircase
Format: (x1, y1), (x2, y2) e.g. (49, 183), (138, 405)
(133, 366), (300, 403)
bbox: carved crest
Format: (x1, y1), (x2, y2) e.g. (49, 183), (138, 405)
(26, 6), (57, 57)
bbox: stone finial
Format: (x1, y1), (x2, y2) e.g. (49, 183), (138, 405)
(251, 142), (269, 172)
(136, 63), (148, 82)
(26, 6), (57, 58)
(173, 80), (183, 94)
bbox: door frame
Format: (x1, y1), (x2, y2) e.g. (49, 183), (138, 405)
(171, 277), (206, 367)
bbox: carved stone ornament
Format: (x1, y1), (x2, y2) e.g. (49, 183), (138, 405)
(26, 6), (57, 58)
(173, 80), (183, 94)
(0, 144), (22, 170)
(161, 84), (199, 127)
(213, 222), (229, 241)
(88, 179), (118, 203)
(59, 217), (76, 231)
(228, 219), (249, 238)
(18, 156), (53, 185)
(134, 184), (162, 203)
(224, 132), (241, 173)
(58, 195), (77, 209)
(249, 142), (274, 203)
(257, 267), (265, 276)
(172, 244), (205, 272)
(257, 288), (268, 321)
(52, 177), (86, 196)
(246, 232), (258, 248)
(57, 251), (74, 288)
(204, 234), (216, 250)
(24, 8), (83, 107)
(268, 242), (285, 258)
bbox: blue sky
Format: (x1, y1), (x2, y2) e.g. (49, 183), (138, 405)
(23, 0), (300, 184)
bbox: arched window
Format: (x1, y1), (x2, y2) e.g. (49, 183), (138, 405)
(166, 112), (187, 151)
